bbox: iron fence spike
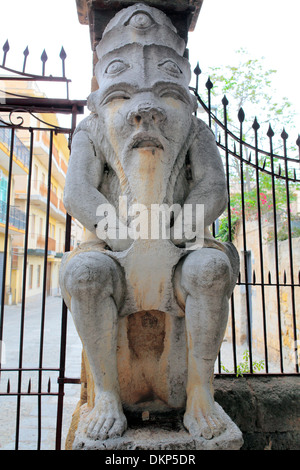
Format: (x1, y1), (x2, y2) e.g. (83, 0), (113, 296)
(22, 46), (29, 72)
(222, 95), (229, 106)
(2, 39), (9, 52)
(252, 117), (260, 130)
(41, 49), (48, 76)
(48, 377), (51, 393)
(59, 46), (67, 60)
(7, 379), (10, 393)
(193, 62), (201, 76)
(205, 77), (213, 90)
(2, 39), (10, 66)
(41, 49), (48, 62)
(60, 46), (67, 77)
(253, 270), (256, 284)
(268, 271), (272, 284)
(27, 378), (31, 393)
(283, 271), (287, 284)
(267, 124), (274, 138)
(238, 107), (245, 123)
(281, 128), (288, 140)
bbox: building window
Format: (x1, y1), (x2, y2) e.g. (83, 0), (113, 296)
(29, 265), (33, 289)
(33, 165), (38, 189)
(39, 217), (43, 235)
(37, 265), (41, 288)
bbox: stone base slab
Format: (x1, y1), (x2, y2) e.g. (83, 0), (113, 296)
(72, 403), (244, 450)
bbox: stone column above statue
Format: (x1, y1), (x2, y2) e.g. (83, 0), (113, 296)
(60, 3), (242, 449)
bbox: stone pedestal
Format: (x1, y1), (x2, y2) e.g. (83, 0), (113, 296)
(71, 403), (243, 450)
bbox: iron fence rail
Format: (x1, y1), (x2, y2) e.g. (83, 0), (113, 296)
(191, 70), (299, 377)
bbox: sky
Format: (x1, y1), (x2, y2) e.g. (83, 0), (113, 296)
(0, 0), (299, 139)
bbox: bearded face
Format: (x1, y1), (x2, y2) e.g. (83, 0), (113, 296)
(88, 44), (196, 206)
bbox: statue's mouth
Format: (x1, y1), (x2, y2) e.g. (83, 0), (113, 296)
(131, 134), (164, 150)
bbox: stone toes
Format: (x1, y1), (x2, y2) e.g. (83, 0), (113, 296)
(184, 412), (222, 440)
(87, 416), (104, 439)
(108, 418), (127, 438)
(98, 417), (115, 440)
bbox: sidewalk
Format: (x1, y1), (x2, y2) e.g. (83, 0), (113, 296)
(0, 295), (82, 450)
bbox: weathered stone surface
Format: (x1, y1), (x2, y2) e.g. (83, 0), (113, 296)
(214, 376), (300, 450)
(60, 3), (242, 450)
(76, 0), (204, 45)
(72, 402), (243, 450)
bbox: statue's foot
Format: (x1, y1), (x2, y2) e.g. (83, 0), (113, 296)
(183, 385), (226, 440)
(86, 391), (127, 440)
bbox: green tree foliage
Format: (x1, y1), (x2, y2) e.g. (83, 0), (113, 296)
(208, 48), (296, 149)
(207, 49), (300, 242)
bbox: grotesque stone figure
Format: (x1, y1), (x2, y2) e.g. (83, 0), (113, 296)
(60, 3), (241, 449)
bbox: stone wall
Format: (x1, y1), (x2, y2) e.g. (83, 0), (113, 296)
(227, 218), (300, 371)
(214, 375), (300, 450)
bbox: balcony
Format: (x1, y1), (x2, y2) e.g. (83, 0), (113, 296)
(33, 133), (68, 187)
(0, 200), (26, 231)
(0, 127), (30, 175)
(39, 181), (58, 209)
(28, 233), (57, 256)
(15, 180), (67, 223)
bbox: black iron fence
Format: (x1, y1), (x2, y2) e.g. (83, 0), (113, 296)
(190, 68), (300, 377)
(0, 42), (86, 447)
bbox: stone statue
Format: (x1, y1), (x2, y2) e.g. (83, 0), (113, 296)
(60, 3), (241, 449)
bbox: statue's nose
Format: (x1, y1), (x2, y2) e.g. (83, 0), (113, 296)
(127, 103), (166, 126)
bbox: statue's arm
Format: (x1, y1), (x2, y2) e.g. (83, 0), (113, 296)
(172, 118), (227, 244)
(185, 118), (227, 228)
(63, 124), (109, 236)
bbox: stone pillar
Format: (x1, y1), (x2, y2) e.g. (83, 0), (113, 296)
(76, 0), (204, 91)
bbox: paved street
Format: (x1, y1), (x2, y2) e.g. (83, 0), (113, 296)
(0, 295), (82, 450)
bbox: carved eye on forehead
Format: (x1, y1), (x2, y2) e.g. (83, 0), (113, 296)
(126, 11), (154, 29)
(158, 60), (182, 77)
(105, 59), (130, 75)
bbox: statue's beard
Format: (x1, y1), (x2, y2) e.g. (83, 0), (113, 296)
(96, 117), (197, 215)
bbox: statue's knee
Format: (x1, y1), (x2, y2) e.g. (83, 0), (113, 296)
(62, 253), (119, 300)
(181, 249), (232, 294)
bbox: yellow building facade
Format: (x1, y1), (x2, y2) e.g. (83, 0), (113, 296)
(0, 81), (82, 304)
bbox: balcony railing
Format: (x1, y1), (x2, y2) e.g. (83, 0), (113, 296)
(31, 180), (62, 211)
(0, 127), (30, 169)
(0, 200), (26, 230)
(29, 233), (56, 252)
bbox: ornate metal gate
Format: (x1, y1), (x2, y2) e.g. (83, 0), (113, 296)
(0, 43), (86, 450)
(191, 65), (300, 378)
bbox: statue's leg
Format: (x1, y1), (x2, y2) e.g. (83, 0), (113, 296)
(175, 248), (235, 439)
(60, 251), (127, 440)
